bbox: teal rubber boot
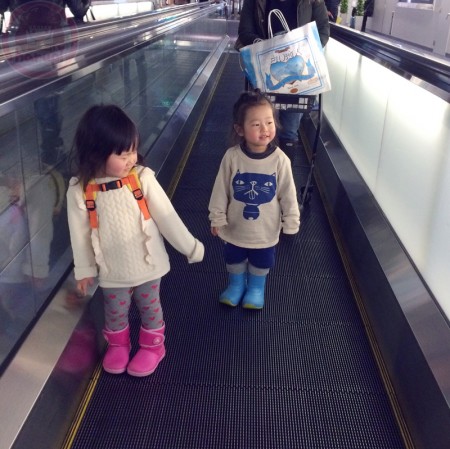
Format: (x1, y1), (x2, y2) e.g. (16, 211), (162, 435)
(242, 273), (266, 309)
(219, 272), (246, 307)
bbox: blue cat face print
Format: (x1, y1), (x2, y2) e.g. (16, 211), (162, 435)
(232, 170), (276, 220)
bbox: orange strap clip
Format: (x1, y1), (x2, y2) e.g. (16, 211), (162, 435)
(84, 168), (150, 229)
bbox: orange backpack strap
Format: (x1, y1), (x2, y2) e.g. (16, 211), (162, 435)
(83, 167), (150, 229)
(123, 168), (151, 220)
(84, 182), (100, 229)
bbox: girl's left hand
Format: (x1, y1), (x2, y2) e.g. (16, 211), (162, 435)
(211, 227), (220, 236)
(77, 277), (94, 297)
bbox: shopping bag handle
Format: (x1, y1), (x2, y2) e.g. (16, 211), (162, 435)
(237, 37), (262, 72)
(268, 9), (291, 38)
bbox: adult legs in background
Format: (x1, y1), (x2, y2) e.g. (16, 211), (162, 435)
(278, 110), (302, 163)
(34, 94), (63, 166)
(327, 4), (339, 22)
(361, 14), (369, 32)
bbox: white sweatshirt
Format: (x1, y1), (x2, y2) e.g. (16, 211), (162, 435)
(67, 165), (204, 288)
(209, 145), (300, 248)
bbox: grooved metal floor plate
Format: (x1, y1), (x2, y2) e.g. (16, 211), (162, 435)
(68, 53), (406, 449)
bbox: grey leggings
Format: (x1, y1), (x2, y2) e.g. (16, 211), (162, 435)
(102, 279), (163, 331)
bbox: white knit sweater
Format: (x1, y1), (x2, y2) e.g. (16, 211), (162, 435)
(208, 145), (300, 248)
(67, 165), (204, 288)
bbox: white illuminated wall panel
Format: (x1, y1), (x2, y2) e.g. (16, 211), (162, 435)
(424, 115), (450, 318)
(377, 80), (447, 269)
(324, 42), (390, 191)
(324, 39), (450, 319)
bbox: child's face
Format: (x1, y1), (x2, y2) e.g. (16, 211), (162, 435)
(235, 103), (276, 153)
(104, 147), (138, 178)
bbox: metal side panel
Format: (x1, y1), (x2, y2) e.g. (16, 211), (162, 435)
(0, 272), (97, 449)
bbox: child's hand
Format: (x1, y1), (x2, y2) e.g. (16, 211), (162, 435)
(77, 277), (94, 297)
(211, 227), (220, 236)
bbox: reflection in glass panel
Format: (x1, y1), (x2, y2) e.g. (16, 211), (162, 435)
(0, 242), (35, 364)
(0, 109), (30, 367)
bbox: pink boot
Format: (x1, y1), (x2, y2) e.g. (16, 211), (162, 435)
(102, 326), (131, 374)
(127, 325), (165, 377)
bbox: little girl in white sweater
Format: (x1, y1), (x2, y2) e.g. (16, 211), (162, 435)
(67, 104), (204, 376)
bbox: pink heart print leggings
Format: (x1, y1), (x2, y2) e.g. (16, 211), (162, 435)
(102, 279), (163, 331)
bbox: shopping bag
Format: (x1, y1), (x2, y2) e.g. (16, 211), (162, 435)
(239, 9), (331, 95)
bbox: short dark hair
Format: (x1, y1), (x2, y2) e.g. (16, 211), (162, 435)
(70, 104), (140, 188)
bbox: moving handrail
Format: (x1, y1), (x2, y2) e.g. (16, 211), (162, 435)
(330, 23), (450, 101)
(0, 3), (204, 59)
(0, 3), (216, 108)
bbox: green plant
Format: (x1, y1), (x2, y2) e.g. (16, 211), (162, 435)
(357, 0), (365, 15)
(340, 0), (348, 14)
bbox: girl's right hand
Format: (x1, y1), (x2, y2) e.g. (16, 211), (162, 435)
(77, 277), (94, 297)
(211, 227), (220, 236)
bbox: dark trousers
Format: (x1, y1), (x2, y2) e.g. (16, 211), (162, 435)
(224, 242), (276, 270)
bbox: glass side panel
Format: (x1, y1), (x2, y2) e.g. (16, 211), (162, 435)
(0, 14), (226, 371)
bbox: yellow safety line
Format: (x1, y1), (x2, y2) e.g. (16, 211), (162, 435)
(60, 360), (104, 449)
(166, 53), (229, 199)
